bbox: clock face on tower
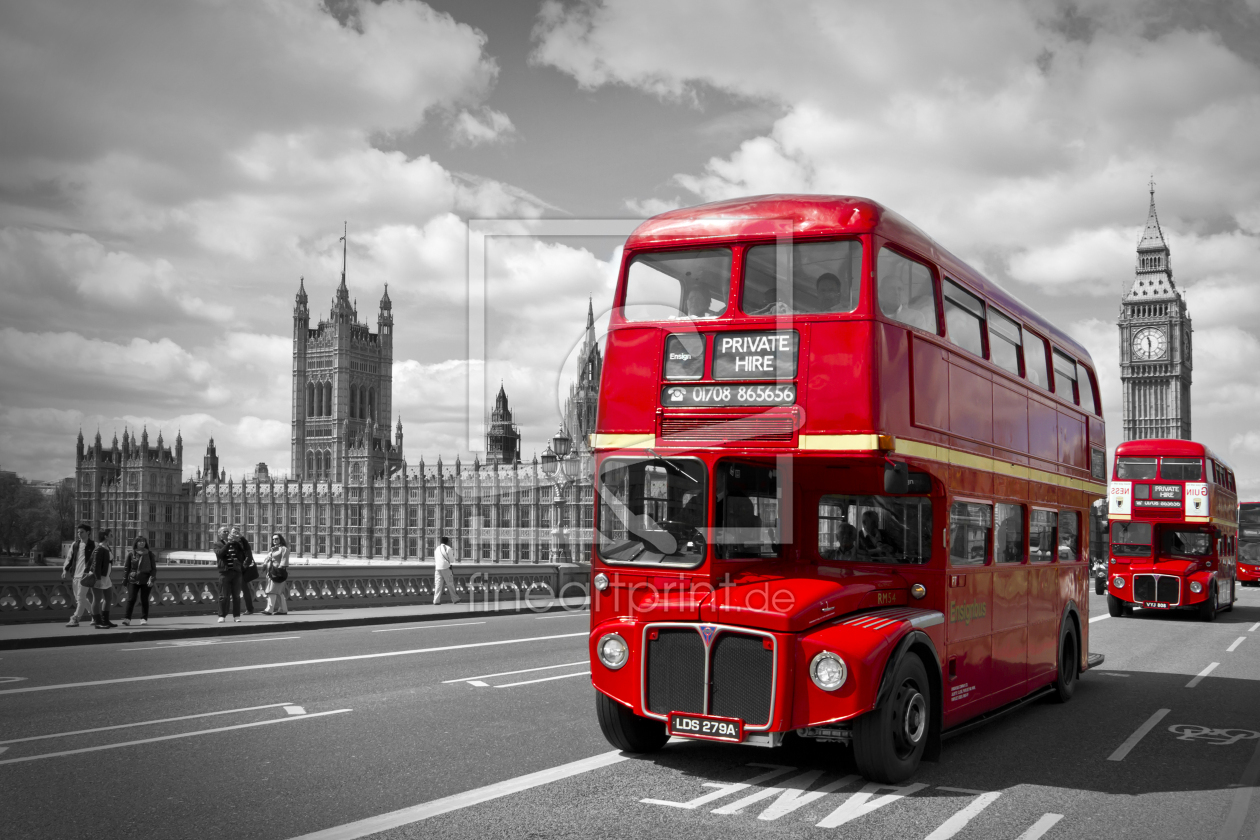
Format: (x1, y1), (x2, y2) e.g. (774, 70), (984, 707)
(1132, 327), (1167, 361)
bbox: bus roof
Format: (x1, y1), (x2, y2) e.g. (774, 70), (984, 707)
(1115, 438), (1231, 469)
(626, 194), (1093, 366)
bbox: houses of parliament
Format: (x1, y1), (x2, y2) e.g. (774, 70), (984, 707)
(74, 267), (602, 564)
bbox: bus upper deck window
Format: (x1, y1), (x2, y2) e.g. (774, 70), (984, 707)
(943, 279), (986, 358)
(1076, 362), (1100, 415)
(1052, 350), (1078, 403)
(988, 309), (1022, 376)
(623, 249), (731, 322)
(742, 240), (862, 316)
(1022, 332), (1050, 390)
(1116, 457), (1157, 480)
(1160, 458), (1203, 481)
(877, 248), (938, 333)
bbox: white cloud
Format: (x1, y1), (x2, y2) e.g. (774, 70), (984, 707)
(451, 108), (517, 146)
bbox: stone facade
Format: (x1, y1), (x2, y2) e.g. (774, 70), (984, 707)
(75, 269), (601, 563)
(1118, 184), (1193, 441)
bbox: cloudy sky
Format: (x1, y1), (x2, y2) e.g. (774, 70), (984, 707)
(2, 0), (1260, 493)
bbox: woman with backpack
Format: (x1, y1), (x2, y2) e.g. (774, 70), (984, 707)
(261, 533), (290, 615)
(121, 535), (158, 626)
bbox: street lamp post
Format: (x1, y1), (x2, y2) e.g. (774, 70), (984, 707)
(540, 425), (577, 563)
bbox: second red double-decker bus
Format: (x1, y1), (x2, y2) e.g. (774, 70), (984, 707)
(587, 195), (1107, 783)
(1241, 502), (1260, 585)
(1106, 439), (1238, 618)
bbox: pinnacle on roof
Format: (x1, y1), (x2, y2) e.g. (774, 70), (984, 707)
(586, 297), (594, 330)
(1137, 178), (1168, 251)
(296, 277), (308, 304)
(380, 283), (392, 309)
(77, 429), (84, 444)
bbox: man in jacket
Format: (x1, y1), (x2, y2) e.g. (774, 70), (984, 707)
(61, 523), (95, 627)
(229, 526), (257, 615)
(213, 526), (243, 623)
(432, 536), (460, 605)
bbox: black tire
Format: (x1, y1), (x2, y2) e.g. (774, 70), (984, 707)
(1199, 582), (1219, 622)
(1052, 621), (1078, 703)
(1107, 594), (1125, 617)
(595, 691), (668, 753)
(1095, 576), (1106, 596)
(853, 654), (931, 784)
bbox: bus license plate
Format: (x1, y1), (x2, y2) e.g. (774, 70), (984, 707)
(1143, 601), (1170, 609)
(668, 712), (744, 742)
(660, 384), (796, 407)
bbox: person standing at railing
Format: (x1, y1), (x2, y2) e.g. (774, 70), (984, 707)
(121, 535), (157, 626)
(213, 526), (242, 623)
(433, 536), (460, 605)
(229, 526), (259, 615)
(261, 533), (290, 615)
(89, 528), (116, 629)
(61, 523), (94, 628)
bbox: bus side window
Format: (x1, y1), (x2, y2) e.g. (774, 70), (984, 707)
(877, 247), (939, 333)
(1030, 509), (1058, 562)
(949, 501), (991, 566)
(988, 309), (1022, 376)
(995, 503), (1024, 563)
(1059, 510), (1080, 562)
(1023, 332), (1051, 390)
(943, 279), (986, 358)
(1052, 350), (1078, 404)
(1076, 362), (1099, 415)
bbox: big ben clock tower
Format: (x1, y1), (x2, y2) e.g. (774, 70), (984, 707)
(1119, 182), (1193, 441)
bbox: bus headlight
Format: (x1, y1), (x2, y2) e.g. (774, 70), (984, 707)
(1190, 581), (1203, 594)
(593, 573), (609, 592)
(1113, 576), (1125, 588)
(809, 651), (847, 692)
(597, 633), (628, 670)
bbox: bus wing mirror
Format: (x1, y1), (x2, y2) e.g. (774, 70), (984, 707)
(884, 461), (909, 495)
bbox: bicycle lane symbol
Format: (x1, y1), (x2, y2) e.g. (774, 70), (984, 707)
(1169, 725), (1260, 746)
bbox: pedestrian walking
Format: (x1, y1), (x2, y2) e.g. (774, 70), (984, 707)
(61, 523), (95, 627)
(261, 533), (290, 615)
(121, 535), (157, 626)
(432, 536), (460, 605)
(213, 526), (243, 623)
(88, 528), (115, 629)
(229, 526), (258, 615)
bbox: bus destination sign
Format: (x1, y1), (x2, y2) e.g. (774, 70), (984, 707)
(711, 331), (799, 380)
(661, 383), (796, 407)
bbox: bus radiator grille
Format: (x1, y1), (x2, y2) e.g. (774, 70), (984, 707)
(659, 414), (795, 444)
(710, 633), (773, 726)
(1133, 575), (1180, 604)
(1133, 575), (1155, 602)
(1157, 576), (1180, 604)
(646, 628), (706, 716)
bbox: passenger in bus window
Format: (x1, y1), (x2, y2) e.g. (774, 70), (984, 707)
(814, 272), (853, 313)
(683, 285), (710, 318)
(858, 510), (895, 558)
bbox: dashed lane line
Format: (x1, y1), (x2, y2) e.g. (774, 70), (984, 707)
(922, 791), (1002, 840)
(372, 622), (486, 633)
(1249, 622), (1259, 632)
(0, 708), (351, 766)
(1187, 662), (1220, 688)
(1108, 708), (1171, 761)
(442, 660), (588, 684)
(0, 701), (295, 745)
(1228, 637), (1246, 653)
(1089, 614), (1109, 623)
(494, 670), (590, 689)
(0, 632), (587, 696)
(285, 749), (628, 840)
(1015, 814), (1065, 840)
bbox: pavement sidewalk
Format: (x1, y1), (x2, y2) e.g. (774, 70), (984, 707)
(0, 597), (591, 650)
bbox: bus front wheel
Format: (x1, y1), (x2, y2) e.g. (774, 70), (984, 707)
(595, 692), (668, 753)
(1199, 583), (1219, 622)
(1106, 594), (1125, 617)
(853, 654), (930, 784)
(1052, 622), (1078, 703)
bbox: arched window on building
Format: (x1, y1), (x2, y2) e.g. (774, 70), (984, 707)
(368, 388), (376, 423)
(349, 384), (358, 419)
(307, 382), (315, 418)
(306, 450), (315, 477)
(323, 450), (332, 477)
(360, 387), (368, 423)
(324, 382), (332, 417)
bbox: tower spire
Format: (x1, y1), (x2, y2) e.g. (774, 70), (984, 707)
(340, 221), (347, 286)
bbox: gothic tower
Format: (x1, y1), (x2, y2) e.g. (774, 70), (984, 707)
(485, 384), (521, 466)
(562, 298), (603, 446)
(1118, 183), (1193, 441)
(291, 226), (402, 481)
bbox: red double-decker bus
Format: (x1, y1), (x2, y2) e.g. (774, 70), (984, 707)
(1241, 502), (1260, 585)
(1106, 439), (1238, 619)
(587, 195), (1107, 782)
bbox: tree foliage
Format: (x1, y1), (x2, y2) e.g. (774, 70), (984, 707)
(0, 474), (74, 557)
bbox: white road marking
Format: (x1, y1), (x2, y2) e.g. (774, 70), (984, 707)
(1217, 728), (1260, 840)
(643, 764), (796, 809)
(922, 791), (1002, 840)
(1187, 662), (1220, 688)
(0, 702), (295, 745)
(0, 632), (587, 696)
(442, 660), (589, 684)
(816, 782), (928, 828)
(937, 786), (988, 795)
(1089, 614), (1109, 623)
(1099, 673), (1131, 677)
(123, 636), (301, 651)
(0, 677), (27, 684)
(1227, 637), (1246, 652)
(1249, 622), (1259, 632)
(283, 705), (306, 716)
(286, 749), (628, 840)
(1014, 813), (1065, 840)
(535, 612), (589, 619)
(494, 670), (590, 689)
(467, 680), (489, 687)
(0, 709), (350, 766)
(757, 775), (857, 821)
(372, 622), (485, 633)
(1108, 708), (1171, 761)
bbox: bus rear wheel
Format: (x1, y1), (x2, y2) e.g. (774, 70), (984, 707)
(1107, 594), (1126, 617)
(853, 654), (930, 784)
(1052, 623), (1078, 703)
(595, 692), (668, 753)
(1199, 583), (1219, 622)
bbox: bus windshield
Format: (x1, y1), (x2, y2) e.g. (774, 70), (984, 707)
(1116, 458), (1157, 480)
(623, 249), (731, 322)
(742, 239), (862, 316)
(1161, 528), (1212, 558)
(597, 457), (707, 566)
(715, 461), (781, 559)
(818, 495), (933, 565)
(1160, 458), (1202, 481)
(1111, 521), (1152, 557)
